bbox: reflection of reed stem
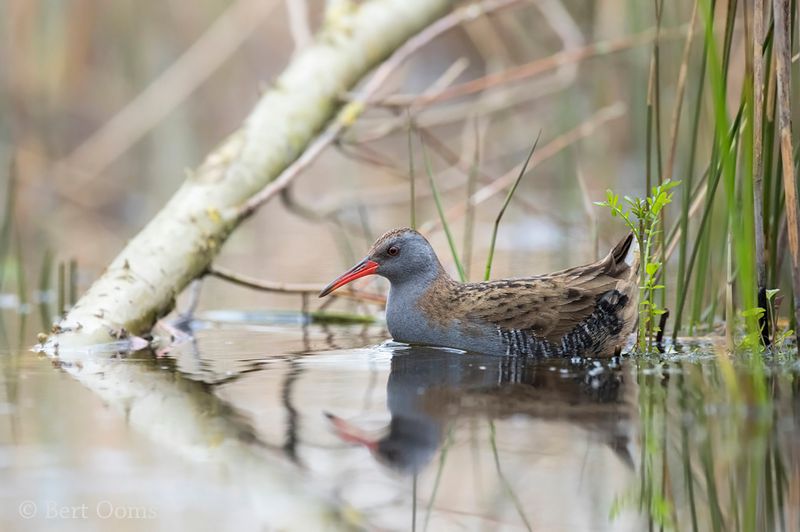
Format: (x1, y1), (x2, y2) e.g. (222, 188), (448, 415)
(700, 418), (724, 531)
(677, 372), (699, 532)
(412, 473), (418, 532)
(408, 112), (417, 230)
(489, 420), (532, 532)
(423, 424), (453, 532)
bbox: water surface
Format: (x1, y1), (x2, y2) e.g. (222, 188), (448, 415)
(1, 309), (798, 531)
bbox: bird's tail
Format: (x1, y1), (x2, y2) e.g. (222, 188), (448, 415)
(608, 232), (639, 279)
(611, 233), (640, 341)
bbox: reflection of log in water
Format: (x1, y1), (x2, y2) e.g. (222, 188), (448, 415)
(282, 355), (304, 465)
(49, 349), (356, 530)
(330, 347), (635, 473)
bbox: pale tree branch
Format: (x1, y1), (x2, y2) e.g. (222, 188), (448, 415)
(285, 0), (313, 53)
(208, 265), (386, 305)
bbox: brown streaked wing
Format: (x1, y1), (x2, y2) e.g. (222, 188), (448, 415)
(458, 269), (621, 344)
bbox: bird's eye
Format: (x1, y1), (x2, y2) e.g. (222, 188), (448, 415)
(387, 245), (400, 256)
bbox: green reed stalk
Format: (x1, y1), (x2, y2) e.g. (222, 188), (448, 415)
(13, 227), (28, 346)
(708, 213), (729, 329)
(673, 148), (704, 334)
(69, 259), (78, 307)
(13, 229), (26, 306)
(484, 134), (539, 281)
(652, 0), (667, 312)
(674, 49), (744, 336)
(57, 261), (65, 317)
(462, 121), (480, 280)
(740, 67), (761, 345)
(421, 136), (466, 282)
(407, 112), (417, 230)
(702, 0), (760, 339)
(38, 249), (53, 329)
(0, 158), (17, 292)
(674, 10), (707, 339)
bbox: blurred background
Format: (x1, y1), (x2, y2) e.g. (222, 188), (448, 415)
(2, 2), (800, 531)
(1, 0), (714, 319)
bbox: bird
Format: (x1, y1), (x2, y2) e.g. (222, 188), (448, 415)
(319, 228), (639, 358)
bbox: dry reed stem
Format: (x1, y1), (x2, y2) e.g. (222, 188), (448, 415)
(772, 0), (800, 340)
(753, 0), (769, 341)
(663, 0), (699, 184)
(381, 26), (687, 108)
(350, 24), (685, 145)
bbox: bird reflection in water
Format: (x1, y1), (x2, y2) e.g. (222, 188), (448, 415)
(327, 346), (633, 474)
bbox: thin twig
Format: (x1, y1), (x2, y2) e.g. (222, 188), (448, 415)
(350, 26), (683, 145)
(235, 0), (525, 221)
(373, 0), (583, 110)
(207, 265), (386, 304)
(376, 25), (688, 108)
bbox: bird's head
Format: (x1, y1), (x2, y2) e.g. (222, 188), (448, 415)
(318, 228), (442, 297)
